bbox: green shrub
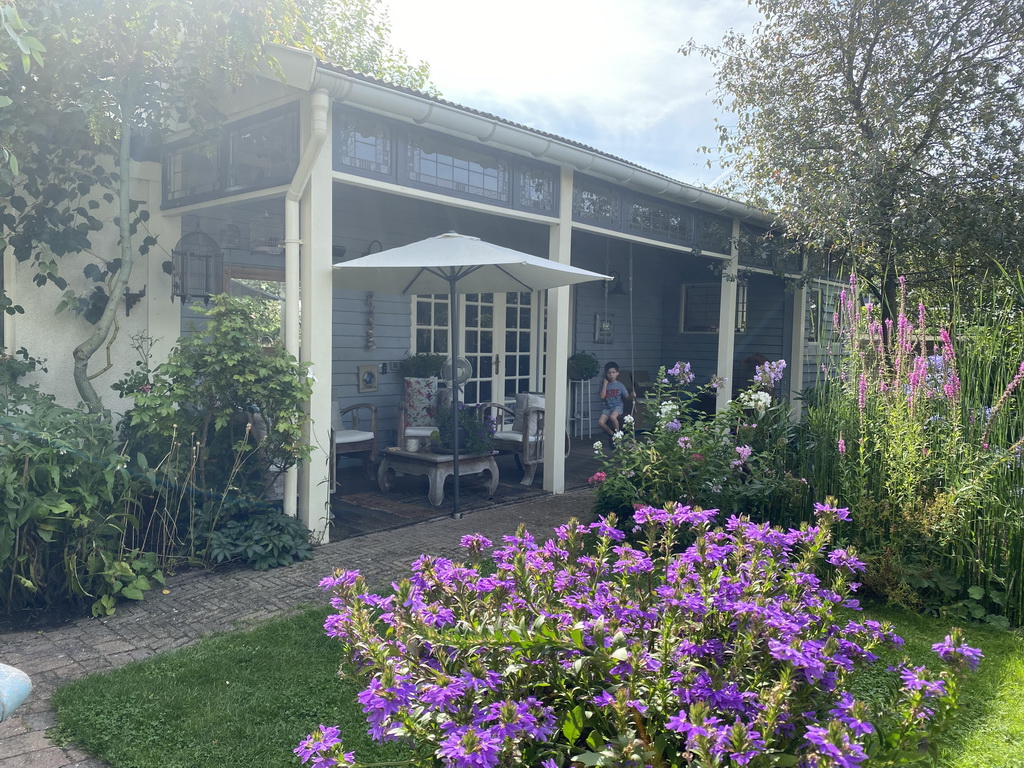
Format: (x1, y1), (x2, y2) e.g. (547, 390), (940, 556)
(592, 360), (808, 526)
(204, 508), (312, 570)
(0, 384), (162, 615)
(126, 295), (312, 501)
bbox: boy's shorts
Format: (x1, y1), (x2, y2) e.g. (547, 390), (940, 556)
(602, 405), (624, 418)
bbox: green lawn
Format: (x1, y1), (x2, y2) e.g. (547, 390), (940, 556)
(51, 604), (1024, 768)
(51, 607), (410, 768)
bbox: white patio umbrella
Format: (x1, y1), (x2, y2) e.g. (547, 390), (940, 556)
(333, 232), (610, 517)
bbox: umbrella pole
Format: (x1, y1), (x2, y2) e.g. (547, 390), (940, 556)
(449, 277), (461, 519)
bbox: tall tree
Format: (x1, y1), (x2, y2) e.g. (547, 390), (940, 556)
(0, 0), (430, 412)
(296, 0), (434, 92)
(684, 0), (1024, 317)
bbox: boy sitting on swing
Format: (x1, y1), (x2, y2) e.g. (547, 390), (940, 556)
(598, 361), (634, 444)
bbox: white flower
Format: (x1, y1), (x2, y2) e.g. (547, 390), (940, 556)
(593, 441), (604, 453)
(612, 430), (624, 441)
(623, 414), (635, 426)
(738, 390), (771, 413)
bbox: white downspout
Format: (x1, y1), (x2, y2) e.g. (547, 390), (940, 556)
(282, 88), (329, 517)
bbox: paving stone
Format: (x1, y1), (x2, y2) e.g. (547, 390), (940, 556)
(0, 746), (68, 768)
(0, 729), (55, 760)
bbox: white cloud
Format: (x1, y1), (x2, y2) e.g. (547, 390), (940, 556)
(383, 0), (759, 185)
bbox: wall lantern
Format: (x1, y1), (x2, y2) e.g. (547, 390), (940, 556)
(171, 226), (224, 303)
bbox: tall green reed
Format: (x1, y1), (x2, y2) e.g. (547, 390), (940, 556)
(805, 274), (1024, 625)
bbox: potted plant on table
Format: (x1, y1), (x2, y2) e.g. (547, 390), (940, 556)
(432, 401), (495, 455)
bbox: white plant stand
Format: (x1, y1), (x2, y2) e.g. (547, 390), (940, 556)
(569, 379), (592, 439)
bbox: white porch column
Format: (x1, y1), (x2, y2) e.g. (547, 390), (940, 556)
(298, 95), (333, 540)
(544, 166), (574, 494)
(715, 220), (740, 413)
(788, 283), (807, 422)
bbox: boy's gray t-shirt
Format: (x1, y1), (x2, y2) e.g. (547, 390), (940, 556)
(604, 380), (628, 409)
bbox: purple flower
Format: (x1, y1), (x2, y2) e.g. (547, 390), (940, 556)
(677, 435), (693, 450)
(319, 570), (360, 591)
(295, 725), (355, 767)
(813, 502), (851, 522)
(898, 665), (948, 697)
(437, 726), (501, 768)
(804, 724), (868, 767)
(460, 534), (493, 552)
(827, 548), (866, 574)
(932, 635), (984, 670)
(753, 359), (787, 388)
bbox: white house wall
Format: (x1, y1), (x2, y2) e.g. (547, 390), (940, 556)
(6, 160), (180, 417)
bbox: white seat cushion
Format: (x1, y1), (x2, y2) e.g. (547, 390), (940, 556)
(335, 429), (374, 445)
(493, 432), (541, 446)
(404, 426), (436, 439)
(511, 393), (544, 435)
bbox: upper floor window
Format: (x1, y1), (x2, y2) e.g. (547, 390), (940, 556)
(163, 104), (299, 208)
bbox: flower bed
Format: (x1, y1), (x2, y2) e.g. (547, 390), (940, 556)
(299, 503), (979, 767)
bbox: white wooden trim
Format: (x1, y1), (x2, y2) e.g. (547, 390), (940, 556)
(543, 165), (575, 494)
(716, 220), (741, 413)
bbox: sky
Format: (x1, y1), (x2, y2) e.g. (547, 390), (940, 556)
(382, 0), (761, 188)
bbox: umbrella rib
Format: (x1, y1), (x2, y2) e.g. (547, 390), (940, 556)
(401, 268), (430, 296)
(493, 264), (533, 292)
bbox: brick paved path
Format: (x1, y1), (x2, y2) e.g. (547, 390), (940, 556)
(0, 489), (596, 768)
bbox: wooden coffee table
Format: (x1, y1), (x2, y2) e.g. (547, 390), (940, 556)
(377, 448), (499, 507)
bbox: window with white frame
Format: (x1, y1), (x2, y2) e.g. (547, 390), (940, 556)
(414, 295), (450, 355)
(680, 282), (747, 333)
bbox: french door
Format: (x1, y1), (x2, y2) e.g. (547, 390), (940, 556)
(413, 292), (544, 406)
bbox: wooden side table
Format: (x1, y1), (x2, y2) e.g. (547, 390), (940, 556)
(377, 448), (499, 507)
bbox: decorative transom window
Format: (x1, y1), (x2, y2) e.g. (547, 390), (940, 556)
(680, 282), (748, 333)
(572, 177), (621, 228)
(335, 112), (393, 176)
(407, 136), (509, 201)
(628, 197), (694, 243)
(701, 214), (733, 255)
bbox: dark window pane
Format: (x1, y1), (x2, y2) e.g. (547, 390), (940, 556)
(481, 332), (493, 353)
(506, 331), (517, 351)
(416, 329), (431, 350)
(417, 301), (431, 324)
(519, 357), (530, 376)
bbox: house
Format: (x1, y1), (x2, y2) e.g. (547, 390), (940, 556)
(1, 44), (841, 539)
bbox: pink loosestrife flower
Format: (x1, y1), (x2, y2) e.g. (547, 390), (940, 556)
(838, 437), (847, 455)
(858, 375), (867, 412)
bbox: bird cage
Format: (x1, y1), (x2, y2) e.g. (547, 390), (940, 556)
(171, 226), (224, 303)
(250, 211), (284, 255)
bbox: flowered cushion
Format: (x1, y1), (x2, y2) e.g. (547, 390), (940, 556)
(403, 377), (438, 428)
